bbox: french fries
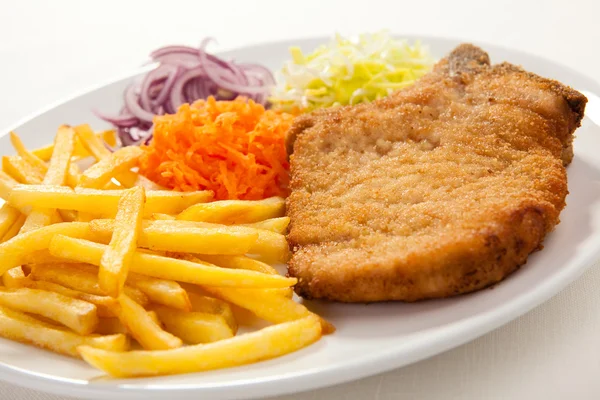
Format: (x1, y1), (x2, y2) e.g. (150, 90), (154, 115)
(153, 305), (234, 344)
(1, 214), (26, 242)
(115, 294), (182, 350)
(0, 287), (98, 335)
(0, 124), (330, 378)
(194, 254), (279, 275)
(99, 186), (145, 297)
(29, 263), (149, 307)
(0, 204), (21, 239)
(95, 311), (160, 335)
(79, 147), (143, 189)
(91, 219), (260, 255)
(92, 219), (289, 261)
(74, 124), (112, 160)
(49, 235), (296, 288)
(0, 305), (128, 357)
(125, 273), (191, 311)
(31, 128), (117, 161)
(242, 216), (290, 234)
(193, 255), (292, 298)
(10, 185), (213, 216)
(187, 292), (237, 333)
(78, 315), (321, 377)
(2, 155), (43, 184)
(9, 132), (49, 178)
(9, 131), (82, 190)
(20, 126), (75, 233)
(2, 267), (26, 288)
(204, 286), (335, 334)
(0, 222), (93, 274)
(0, 170), (18, 200)
(177, 196), (285, 224)
(19, 209), (62, 233)
(116, 172), (164, 190)
(7, 277), (117, 318)
(40, 125), (76, 186)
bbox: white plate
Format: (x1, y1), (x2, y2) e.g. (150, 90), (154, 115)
(1, 35), (600, 400)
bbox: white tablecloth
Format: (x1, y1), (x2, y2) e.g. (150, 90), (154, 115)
(1, 0), (599, 398)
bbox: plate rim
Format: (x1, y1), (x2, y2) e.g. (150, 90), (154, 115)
(1, 33), (600, 400)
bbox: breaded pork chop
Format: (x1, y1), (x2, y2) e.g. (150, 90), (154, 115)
(286, 44), (586, 303)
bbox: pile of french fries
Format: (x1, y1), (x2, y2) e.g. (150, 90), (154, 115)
(0, 124), (331, 378)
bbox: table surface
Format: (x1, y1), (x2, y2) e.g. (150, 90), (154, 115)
(1, 0), (599, 399)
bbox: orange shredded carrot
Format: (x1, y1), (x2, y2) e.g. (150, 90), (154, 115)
(139, 97), (295, 200)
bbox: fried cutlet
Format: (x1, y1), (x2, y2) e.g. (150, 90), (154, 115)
(285, 44), (587, 303)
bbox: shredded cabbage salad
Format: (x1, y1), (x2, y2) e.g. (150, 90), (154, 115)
(270, 32), (435, 112)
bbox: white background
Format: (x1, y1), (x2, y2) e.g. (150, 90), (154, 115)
(1, 0), (600, 399)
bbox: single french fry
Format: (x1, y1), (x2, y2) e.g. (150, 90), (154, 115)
(79, 147), (143, 189)
(123, 219), (289, 262)
(9, 132), (49, 176)
(20, 249), (79, 265)
(116, 170), (164, 190)
(49, 235), (297, 289)
(77, 212), (100, 222)
(41, 125), (76, 186)
(187, 292), (237, 333)
(74, 124), (112, 160)
(96, 310), (160, 336)
(2, 156), (43, 184)
(0, 287), (98, 335)
(31, 129), (117, 161)
(242, 216), (290, 234)
(115, 294), (181, 350)
(29, 263), (149, 307)
(2, 267), (26, 288)
(90, 219), (258, 255)
(0, 171), (18, 201)
(177, 196), (285, 224)
(247, 229), (290, 263)
(30, 145), (54, 162)
(1, 214), (26, 242)
(153, 305), (233, 344)
(196, 254), (279, 275)
(100, 129), (118, 149)
(0, 222), (93, 274)
(99, 186), (145, 297)
(20, 126), (75, 233)
(125, 273), (191, 311)
(204, 286), (335, 334)
(0, 305), (128, 357)
(151, 213), (176, 221)
(78, 315), (321, 377)
(58, 209), (78, 222)
(0, 204), (21, 239)
(16, 279), (117, 318)
(65, 163), (82, 188)
(10, 185), (213, 216)
(19, 209), (62, 233)
(193, 254), (292, 298)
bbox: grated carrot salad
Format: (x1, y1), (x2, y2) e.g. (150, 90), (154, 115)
(139, 97), (294, 200)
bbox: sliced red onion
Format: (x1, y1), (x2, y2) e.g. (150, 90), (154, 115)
(92, 110), (139, 127)
(96, 39), (275, 147)
(124, 85), (156, 123)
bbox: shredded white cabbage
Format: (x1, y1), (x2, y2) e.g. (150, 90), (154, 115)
(270, 31), (435, 112)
